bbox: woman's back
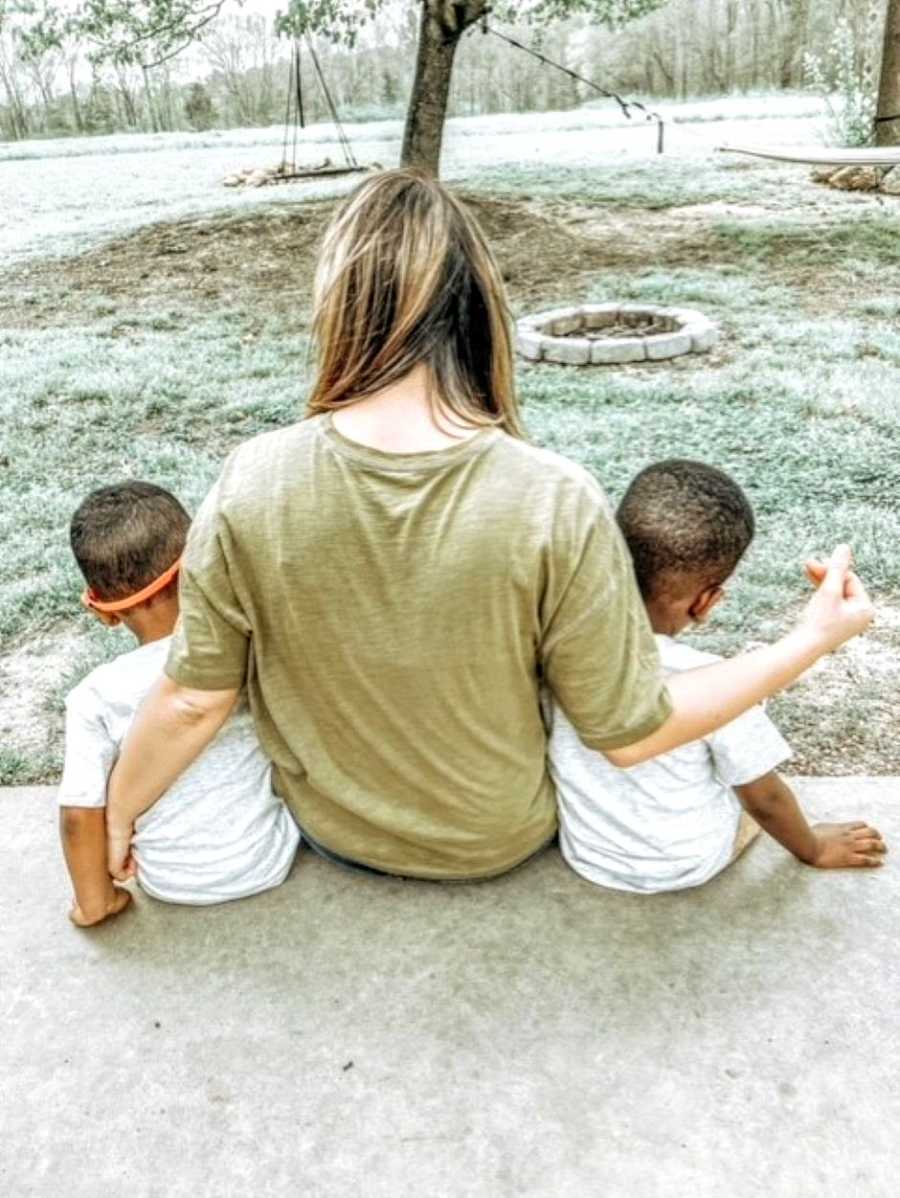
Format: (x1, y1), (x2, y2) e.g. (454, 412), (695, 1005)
(168, 413), (669, 877)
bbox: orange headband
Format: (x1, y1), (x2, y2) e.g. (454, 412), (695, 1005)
(81, 556), (182, 614)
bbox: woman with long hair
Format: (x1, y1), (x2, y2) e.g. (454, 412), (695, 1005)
(105, 169), (871, 882)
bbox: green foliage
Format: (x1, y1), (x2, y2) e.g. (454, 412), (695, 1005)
(24, 1), (232, 66)
(277, 0), (669, 44)
(82, 81), (116, 133)
(0, 748), (39, 786)
(275, 0), (381, 47)
(381, 68), (398, 107)
(184, 80), (215, 130)
(513, 0), (669, 26)
(804, 18), (876, 147)
(17, 0), (671, 77)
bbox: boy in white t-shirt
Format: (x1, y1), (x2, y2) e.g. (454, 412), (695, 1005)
(59, 481), (299, 926)
(547, 459), (886, 894)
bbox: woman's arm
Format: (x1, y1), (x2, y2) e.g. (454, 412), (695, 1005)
(604, 546), (872, 768)
(106, 675), (239, 878)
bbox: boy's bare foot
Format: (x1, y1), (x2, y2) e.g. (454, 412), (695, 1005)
(810, 822), (887, 869)
(69, 887), (132, 928)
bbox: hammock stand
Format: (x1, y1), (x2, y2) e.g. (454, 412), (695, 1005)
(717, 143), (900, 167)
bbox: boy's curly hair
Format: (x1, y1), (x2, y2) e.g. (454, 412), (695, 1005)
(617, 459), (755, 600)
(70, 481), (190, 603)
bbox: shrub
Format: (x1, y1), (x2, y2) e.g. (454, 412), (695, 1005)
(804, 18), (876, 147)
(184, 82), (217, 132)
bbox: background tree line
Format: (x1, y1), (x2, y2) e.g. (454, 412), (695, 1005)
(0, 0), (890, 142)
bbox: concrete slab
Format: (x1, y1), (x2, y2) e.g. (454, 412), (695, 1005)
(2, 779), (899, 1197)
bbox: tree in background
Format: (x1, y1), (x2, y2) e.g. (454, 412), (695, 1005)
(7, 1), (893, 151)
(877, 0), (900, 145)
(184, 77), (214, 128)
(280, 1), (669, 173)
(1, 0), (34, 138)
(204, 12), (280, 127)
(21, 0), (668, 169)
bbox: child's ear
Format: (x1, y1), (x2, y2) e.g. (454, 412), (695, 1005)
(689, 585), (725, 625)
(92, 609), (121, 629)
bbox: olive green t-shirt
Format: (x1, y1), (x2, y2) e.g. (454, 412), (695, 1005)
(166, 415), (671, 879)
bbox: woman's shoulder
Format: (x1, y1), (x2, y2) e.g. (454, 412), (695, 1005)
(223, 419), (320, 474)
(490, 434), (610, 513)
(191, 420), (323, 533)
(213, 418), (324, 503)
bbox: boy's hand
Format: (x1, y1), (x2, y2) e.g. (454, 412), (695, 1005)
(69, 886), (132, 928)
(810, 822), (887, 869)
(798, 544), (874, 652)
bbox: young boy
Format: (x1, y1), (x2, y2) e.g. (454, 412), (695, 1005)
(59, 481), (300, 926)
(546, 459), (886, 894)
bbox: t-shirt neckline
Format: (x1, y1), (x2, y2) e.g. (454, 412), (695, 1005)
(319, 412), (501, 473)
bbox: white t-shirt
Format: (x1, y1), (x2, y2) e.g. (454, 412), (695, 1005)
(58, 636), (300, 905)
(547, 634), (792, 893)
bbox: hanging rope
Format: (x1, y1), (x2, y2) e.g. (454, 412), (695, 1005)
(306, 36), (359, 170)
(293, 40), (305, 169)
(481, 23), (665, 153)
(281, 39), (307, 169)
(295, 41), (305, 130)
(281, 42), (295, 167)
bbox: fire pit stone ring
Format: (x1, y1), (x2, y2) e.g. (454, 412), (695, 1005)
(516, 303), (719, 366)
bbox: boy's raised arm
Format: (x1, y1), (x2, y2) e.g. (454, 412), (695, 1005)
(604, 546), (873, 768)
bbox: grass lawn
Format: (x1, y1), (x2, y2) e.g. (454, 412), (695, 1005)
(1, 124), (898, 783)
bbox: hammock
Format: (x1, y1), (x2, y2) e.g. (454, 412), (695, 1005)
(717, 143), (900, 167)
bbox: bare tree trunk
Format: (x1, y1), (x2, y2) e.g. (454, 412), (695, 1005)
(877, 0), (900, 144)
(68, 56), (84, 133)
(401, 1), (487, 175)
(0, 52), (29, 139)
(142, 65), (158, 132)
(780, 0), (812, 88)
(115, 66), (139, 127)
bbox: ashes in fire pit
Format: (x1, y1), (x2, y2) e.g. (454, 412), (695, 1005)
(516, 303), (719, 365)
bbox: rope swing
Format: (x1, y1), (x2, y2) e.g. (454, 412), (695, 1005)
(278, 36), (364, 180)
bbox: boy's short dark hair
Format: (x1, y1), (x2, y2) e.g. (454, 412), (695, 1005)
(70, 481), (190, 603)
(617, 459), (755, 600)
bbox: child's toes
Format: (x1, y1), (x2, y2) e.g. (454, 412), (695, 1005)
(858, 853), (885, 867)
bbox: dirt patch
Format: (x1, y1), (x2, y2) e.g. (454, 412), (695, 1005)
(0, 628), (83, 767)
(5, 202), (333, 332)
(563, 318), (676, 340)
(754, 603), (900, 776)
(3, 190), (874, 335)
(0, 194), (732, 333)
(5, 186), (896, 337)
(3, 190), (891, 335)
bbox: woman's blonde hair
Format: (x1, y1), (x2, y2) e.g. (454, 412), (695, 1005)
(307, 169), (524, 438)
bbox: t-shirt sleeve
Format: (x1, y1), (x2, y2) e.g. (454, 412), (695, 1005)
(57, 687), (116, 809)
(707, 703), (793, 787)
(165, 477), (251, 691)
(540, 481), (672, 752)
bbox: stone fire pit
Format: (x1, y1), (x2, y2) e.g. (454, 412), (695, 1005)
(516, 303), (719, 365)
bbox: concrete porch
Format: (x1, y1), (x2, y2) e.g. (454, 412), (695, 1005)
(2, 778), (898, 1197)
